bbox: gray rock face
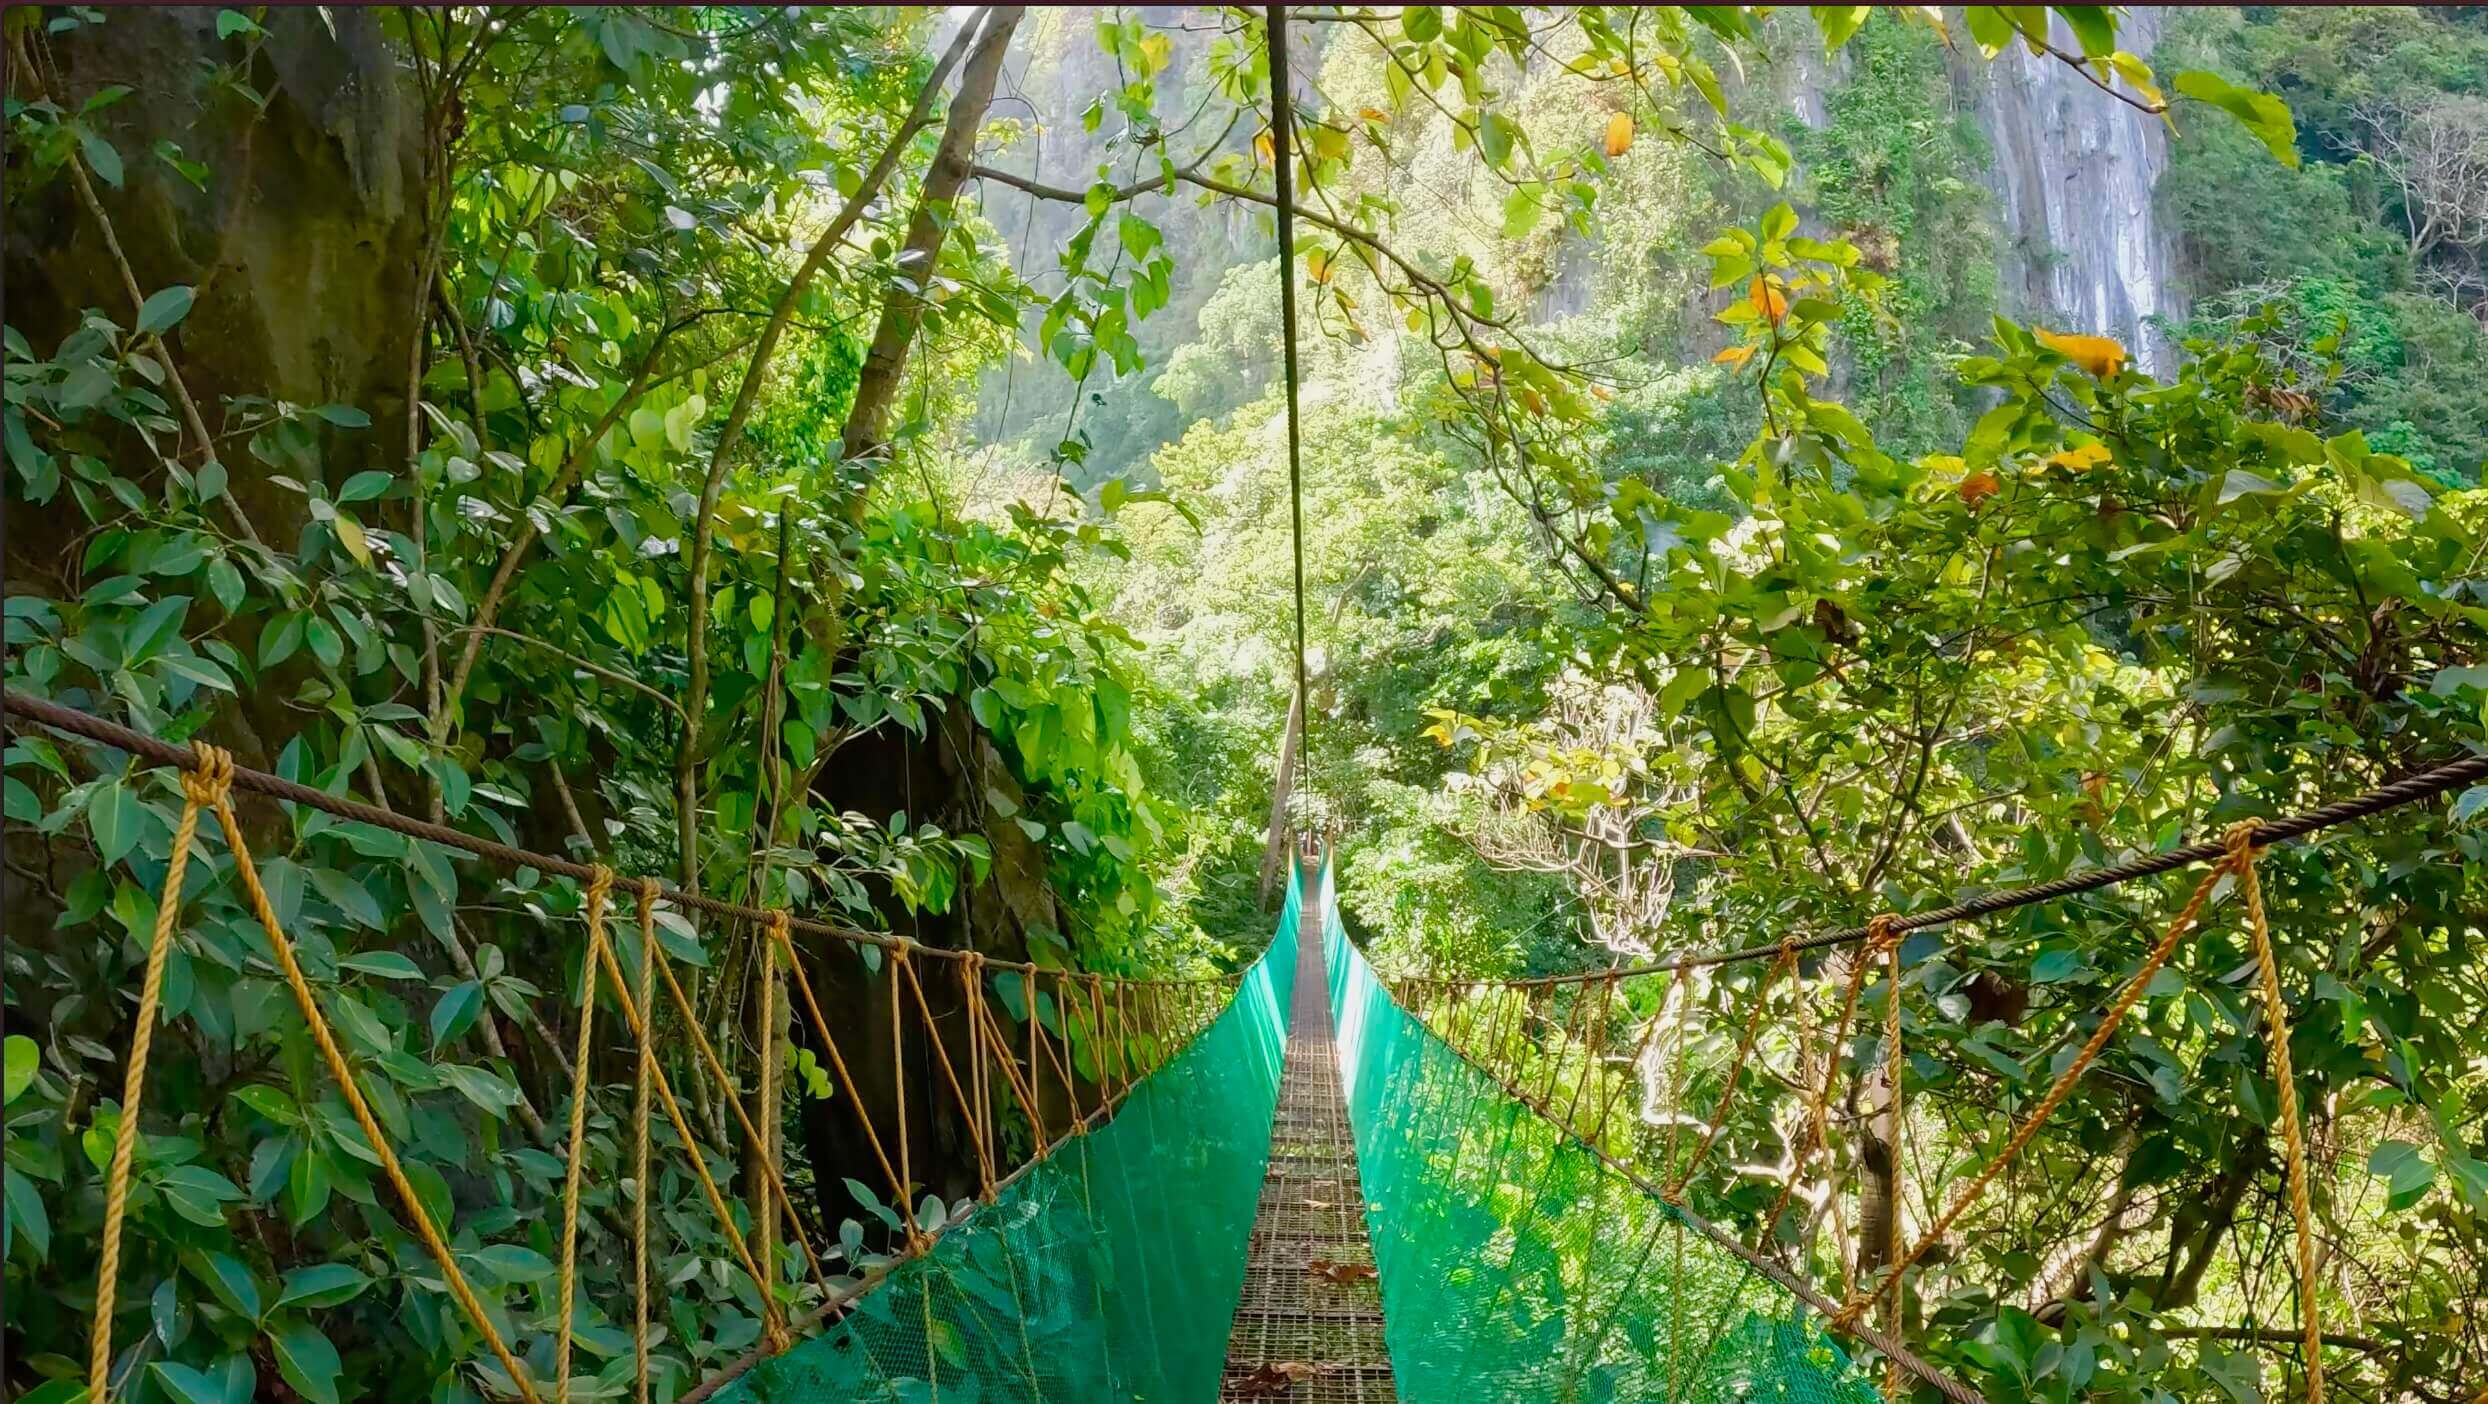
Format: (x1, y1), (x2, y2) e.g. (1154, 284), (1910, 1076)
(1967, 10), (2185, 374)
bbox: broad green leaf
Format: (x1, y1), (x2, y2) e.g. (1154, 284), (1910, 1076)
(135, 286), (197, 336)
(4, 1035), (36, 1103)
(272, 1323), (343, 1404)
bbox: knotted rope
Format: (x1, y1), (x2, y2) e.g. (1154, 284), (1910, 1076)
(1830, 823), (2320, 1377)
(1756, 921), (1877, 1245)
(89, 743), (231, 1402)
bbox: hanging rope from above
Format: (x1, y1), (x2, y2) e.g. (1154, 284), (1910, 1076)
(1267, 2), (1313, 845)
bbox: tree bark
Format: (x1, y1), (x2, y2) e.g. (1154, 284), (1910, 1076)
(674, 6), (1005, 901)
(836, 7), (1025, 469)
(1258, 688), (1304, 908)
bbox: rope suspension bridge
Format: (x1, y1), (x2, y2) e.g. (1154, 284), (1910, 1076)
(18, 13), (2488, 1403)
(13, 686), (2488, 1404)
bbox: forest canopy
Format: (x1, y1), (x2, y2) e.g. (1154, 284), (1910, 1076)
(6, 5), (2486, 1403)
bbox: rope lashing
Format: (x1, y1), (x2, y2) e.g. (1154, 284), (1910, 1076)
(89, 742), (231, 1402)
(890, 944), (924, 1249)
(1756, 919), (1878, 1256)
(554, 866), (615, 1404)
(641, 915), (834, 1293)
(901, 953), (996, 1197)
(1662, 937), (1798, 1203)
(2228, 822), (2324, 1402)
(583, 910), (788, 1353)
(764, 914), (910, 1208)
(1832, 831), (2263, 1336)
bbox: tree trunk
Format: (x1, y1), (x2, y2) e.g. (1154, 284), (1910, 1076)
(2156, 1129), (2267, 1310)
(837, 7), (1024, 468)
(1258, 688), (1305, 907)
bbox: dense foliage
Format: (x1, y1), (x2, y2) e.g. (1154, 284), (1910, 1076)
(5, 5), (2484, 1402)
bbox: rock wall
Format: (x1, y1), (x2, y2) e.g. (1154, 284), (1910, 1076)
(1964, 10), (2185, 374)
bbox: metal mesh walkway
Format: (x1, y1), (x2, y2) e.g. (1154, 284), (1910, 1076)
(1219, 882), (1397, 1402)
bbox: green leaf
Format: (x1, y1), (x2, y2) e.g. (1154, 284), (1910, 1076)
(2172, 70), (2299, 167)
(229, 1084), (298, 1125)
(2368, 1139), (2436, 1210)
(1811, 5), (1872, 51)
(470, 1242), (556, 1284)
(2053, 5), (2116, 57)
(4, 1035), (36, 1103)
(335, 470), (392, 503)
(216, 9), (262, 38)
(159, 1164), (244, 1225)
(188, 1249), (264, 1321)
(78, 126), (124, 187)
(2030, 948), (2087, 984)
(2451, 786), (2488, 826)
(338, 951), (424, 980)
(135, 285), (196, 336)
(277, 1262), (372, 1311)
(150, 1363), (226, 1404)
(6, 1165), (50, 1260)
(87, 778), (140, 866)
(271, 1323), (342, 1404)
(430, 981), (484, 1049)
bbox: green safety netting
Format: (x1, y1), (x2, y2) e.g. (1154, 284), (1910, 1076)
(1322, 867), (1881, 1404)
(718, 870), (1301, 1402)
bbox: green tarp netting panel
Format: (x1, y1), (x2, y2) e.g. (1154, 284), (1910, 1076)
(720, 872), (1300, 1402)
(1322, 871), (1880, 1404)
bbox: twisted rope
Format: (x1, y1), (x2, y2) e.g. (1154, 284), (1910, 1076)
(1872, 915), (1906, 1400)
(201, 748), (545, 1400)
(1832, 838), (2245, 1333)
(89, 743), (229, 1402)
(1757, 926), (1873, 1244)
(554, 866), (613, 1403)
(584, 919), (786, 1352)
(1663, 938), (1797, 1202)
(2231, 823), (2324, 1401)
(632, 881), (656, 1404)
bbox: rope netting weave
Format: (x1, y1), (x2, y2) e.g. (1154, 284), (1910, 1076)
(1322, 872), (1886, 1404)
(712, 869), (1301, 1402)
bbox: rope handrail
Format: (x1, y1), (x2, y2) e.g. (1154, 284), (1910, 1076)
(1391, 747), (2488, 986)
(2, 688), (1230, 988)
(1350, 922), (1983, 1404)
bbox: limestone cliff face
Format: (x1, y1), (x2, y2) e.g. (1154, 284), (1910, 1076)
(1964, 10), (2185, 374)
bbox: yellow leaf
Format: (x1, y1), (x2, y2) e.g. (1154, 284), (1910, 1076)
(1254, 130), (1274, 167)
(1748, 276), (1788, 324)
(1360, 107), (1390, 123)
(1604, 111), (1634, 158)
(2035, 328), (2127, 379)
(1306, 248), (1332, 284)
(1139, 32), (1171, 73)
(2046, 441), (2114, 471)
(332, 512), (373, 567)
(1712, 344), (1757, 368)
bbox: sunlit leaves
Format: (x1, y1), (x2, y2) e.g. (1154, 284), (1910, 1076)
(2172, 70), (2300, 168)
